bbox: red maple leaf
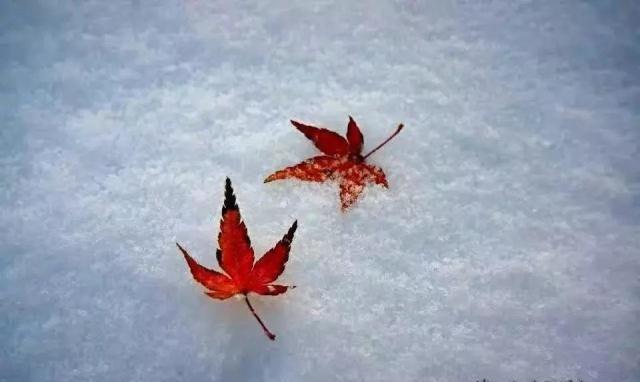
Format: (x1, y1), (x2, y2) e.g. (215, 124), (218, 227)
(264, 116), (404, 210)
(176, 178), (297, 340)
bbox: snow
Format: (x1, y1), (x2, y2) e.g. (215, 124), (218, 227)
(1, 1), (639, 381)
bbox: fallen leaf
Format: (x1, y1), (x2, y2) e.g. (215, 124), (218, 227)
(176, 178), (297, 340)
(265, 116), (404, 210)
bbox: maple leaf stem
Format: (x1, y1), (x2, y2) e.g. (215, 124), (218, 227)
(244, 295), (276, 341)
(362, 123), (404, 160)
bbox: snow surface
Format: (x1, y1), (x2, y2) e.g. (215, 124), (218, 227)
(1, 1), (639, 381)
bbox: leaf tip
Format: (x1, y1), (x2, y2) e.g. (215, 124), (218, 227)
(285, 220), (298, 243)
(222, 177), (238, 214)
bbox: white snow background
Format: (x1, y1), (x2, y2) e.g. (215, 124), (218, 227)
(1, 1), (639, 381)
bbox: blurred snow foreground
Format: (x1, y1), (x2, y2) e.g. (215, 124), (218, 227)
(1, 1), (639, 381)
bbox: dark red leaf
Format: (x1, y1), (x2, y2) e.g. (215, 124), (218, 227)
(291, 120), (350, 156)
(266, 117), (403, 210)
(264, 155), (343, 183)
(346, 116), (364, 154)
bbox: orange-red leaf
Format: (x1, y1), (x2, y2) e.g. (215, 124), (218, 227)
(291, 120), (350, 156)
(176, 178), (298, 340)
(176, 242), (237, 299)
(217, 178), (254, 288)
(251, 284), (291, 296)
(251, 221), (297, 286)
(204, 290), (237, 300)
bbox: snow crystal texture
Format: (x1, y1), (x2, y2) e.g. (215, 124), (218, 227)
(1, 1), (639, 381)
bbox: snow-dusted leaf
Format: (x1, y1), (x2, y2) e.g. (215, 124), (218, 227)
(265, 116), (404, 211)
